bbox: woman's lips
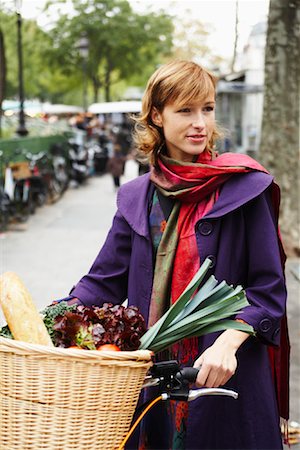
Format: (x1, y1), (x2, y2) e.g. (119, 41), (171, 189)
(187, 135), (206, 143)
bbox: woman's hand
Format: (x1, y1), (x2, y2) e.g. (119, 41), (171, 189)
(193, 329), (249, 388)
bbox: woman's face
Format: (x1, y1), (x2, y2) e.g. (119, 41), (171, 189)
(151, 96), (216, 162)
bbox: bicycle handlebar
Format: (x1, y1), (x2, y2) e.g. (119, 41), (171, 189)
(142, 361), (238, 402)
(176, 367), (199, 384)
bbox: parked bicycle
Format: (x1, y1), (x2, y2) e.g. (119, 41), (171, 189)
(0, 149), (35, 229)
(0, 183), (11, 232)
(24, 147), (69, 205)
(0, 142), (71, 232)
(22, 151), (49, 208)
(68, 139), (89, 185)
(48, 143), (70, 199)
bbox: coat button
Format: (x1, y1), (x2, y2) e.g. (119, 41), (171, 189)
(259, 318), (272, 332)
(198, 221), (213, 235)
(207, 255), (216, 268)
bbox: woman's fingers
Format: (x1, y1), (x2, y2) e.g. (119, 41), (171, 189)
(195, 364), (209, 387)
(193, 353), (237, 388)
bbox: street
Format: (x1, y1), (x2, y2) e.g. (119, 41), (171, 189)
(0, 159), (299, 446)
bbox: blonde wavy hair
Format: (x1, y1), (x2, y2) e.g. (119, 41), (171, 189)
(133, 60), (222, 166)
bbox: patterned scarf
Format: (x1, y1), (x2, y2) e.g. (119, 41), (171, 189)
(148, 149), (289, 423)
(148, 150), (266, 332)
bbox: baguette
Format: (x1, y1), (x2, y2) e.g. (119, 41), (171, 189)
(0, 272), (53, 346)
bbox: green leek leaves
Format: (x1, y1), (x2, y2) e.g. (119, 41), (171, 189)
(139, 258), (254, 352)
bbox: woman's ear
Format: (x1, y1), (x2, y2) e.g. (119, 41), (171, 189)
(151, 108), (163, 127)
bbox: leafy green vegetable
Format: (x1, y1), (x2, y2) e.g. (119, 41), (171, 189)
(41, 301), (77, 344)
(51, 304), (146, 350)
(0, 324), (13, 339)
(0, 302), (77, 343)
(139, 258), (255, 352)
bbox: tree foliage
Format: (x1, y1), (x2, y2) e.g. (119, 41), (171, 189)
(0, 0), (224, 105)
(0, 8), (68, 102)
(44, 0), (174, 101)
(0, 1), (174, 103)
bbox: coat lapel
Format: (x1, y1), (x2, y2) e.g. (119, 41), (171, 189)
(117, 173), (153, 238)
(204, 172), (274, 219)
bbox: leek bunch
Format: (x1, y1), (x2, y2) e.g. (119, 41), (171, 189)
(139, 258), (254, 353)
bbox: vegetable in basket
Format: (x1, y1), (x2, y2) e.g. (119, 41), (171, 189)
(0, 296), (147, 351)
(47, 303), (147, 350)
(1, 259), (253, 353)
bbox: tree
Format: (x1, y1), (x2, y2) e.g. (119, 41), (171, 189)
(231, 0), (239, 72)
(0, 10), (16, 98)
(259, 0), (299, 255)
(45, 0), (174, 102)
(0, 27), (6, 137)
(0, 9), (60, 102)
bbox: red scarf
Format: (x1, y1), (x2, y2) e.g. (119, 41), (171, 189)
(150, 150), (289, 421)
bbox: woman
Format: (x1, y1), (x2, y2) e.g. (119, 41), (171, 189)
(65, 60), (289, 449)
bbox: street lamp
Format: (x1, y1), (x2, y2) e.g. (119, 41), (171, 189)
(77, 34), (89, 112)
(15, 0), (28, 136)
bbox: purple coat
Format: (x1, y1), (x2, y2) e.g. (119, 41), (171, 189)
(72, 171), (286, 449)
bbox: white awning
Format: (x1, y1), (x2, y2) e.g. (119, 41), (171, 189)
(42, 104), (84, 114)
(88, 101), (142, 114)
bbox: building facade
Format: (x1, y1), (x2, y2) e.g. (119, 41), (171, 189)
(216, 22), (267, 156)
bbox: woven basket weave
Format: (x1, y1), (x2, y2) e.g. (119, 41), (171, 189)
(0, 337), (152, 450)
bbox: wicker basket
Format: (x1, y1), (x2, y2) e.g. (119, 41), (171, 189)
(0, 337), (152, 450)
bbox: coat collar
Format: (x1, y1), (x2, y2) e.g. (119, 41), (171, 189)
(205, 171), (274, 219)
(117, 171), (274, 236)
(117, 173), (153, 238)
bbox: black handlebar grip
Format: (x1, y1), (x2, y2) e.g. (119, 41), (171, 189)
(178, 367), (199, 384)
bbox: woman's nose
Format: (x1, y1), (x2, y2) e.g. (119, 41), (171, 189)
(192, 112), (205, 128)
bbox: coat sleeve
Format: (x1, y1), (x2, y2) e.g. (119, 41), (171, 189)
(235, 187), (287, 347)
(70, 210), (132, 307)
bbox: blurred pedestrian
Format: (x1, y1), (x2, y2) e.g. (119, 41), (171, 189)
(106, 146), (125, 190)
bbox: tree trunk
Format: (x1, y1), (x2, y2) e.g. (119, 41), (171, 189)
(0, 28), (6, 138)
(91, 75), (101, 103)
(93, 83), (99, 103)
(104, 69), (110, 102)
(104, 58), (113, 102)
(259, 0), (300, 255)
(231, 0), (239, 73)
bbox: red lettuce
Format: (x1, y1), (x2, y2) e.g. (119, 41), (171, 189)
(52, 303), (146, 351)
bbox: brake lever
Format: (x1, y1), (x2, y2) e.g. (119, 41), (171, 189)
(142, 376), (161, 389)
(187, 388), (238, 401)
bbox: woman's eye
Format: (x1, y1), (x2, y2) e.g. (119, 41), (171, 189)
(203, 106), (214, 112)
(178, 108), (191, 113)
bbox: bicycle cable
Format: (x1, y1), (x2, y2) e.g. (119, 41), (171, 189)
(116, 395), (163, 450)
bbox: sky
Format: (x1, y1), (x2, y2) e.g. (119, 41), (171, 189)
(130, 0), (270, 58)
(9, 0), (270, 60)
